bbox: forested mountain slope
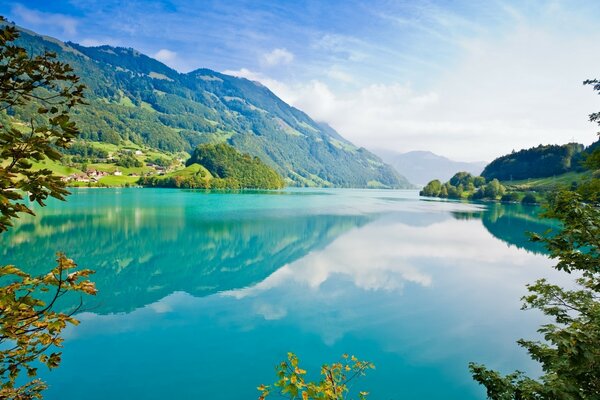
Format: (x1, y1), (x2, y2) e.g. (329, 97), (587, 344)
(8, 23), (410, 188)
(482, 141), (599, 181)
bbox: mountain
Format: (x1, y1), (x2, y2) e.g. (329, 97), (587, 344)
(375, 150), (487, 186)
(481, 142), (597, 181)
(7, 23), (411, 188)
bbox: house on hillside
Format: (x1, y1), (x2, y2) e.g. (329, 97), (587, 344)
(66, 173), (90, 183)
(87, 169), (108, 179)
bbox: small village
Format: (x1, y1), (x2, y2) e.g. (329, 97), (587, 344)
(61, 148), (175, 184)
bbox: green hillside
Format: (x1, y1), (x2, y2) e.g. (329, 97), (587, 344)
(6, 23), (411, 189)
(140, 144), (284, 189)
(481, 141), (599, 181)
(420, 139), (600, 204)
(504, 171), (592, 191)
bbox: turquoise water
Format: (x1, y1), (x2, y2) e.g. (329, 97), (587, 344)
(0, 188), (566, 399)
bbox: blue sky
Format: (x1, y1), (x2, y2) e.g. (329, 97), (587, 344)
(3, 0), (600, 161)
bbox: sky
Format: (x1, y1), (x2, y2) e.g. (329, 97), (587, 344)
(2, 0), (600, 161)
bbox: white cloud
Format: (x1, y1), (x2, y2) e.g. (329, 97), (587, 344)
(12, 4), (78, 36)
(80, 39), (104, 47)
(314, 34), (369, 62)
(225, 204), (556, 302)
(222, 68), (266, 82)
(154, 48), (178, 64)
(224, 4), (600, 162)
(222, 68), (297, 103)
(261, 48), (294, 66)
(253, 302), (287, 320)
(326, 65), (355, 83)
(226, 18), (600, 162)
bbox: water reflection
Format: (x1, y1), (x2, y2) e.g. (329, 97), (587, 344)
(14, 190), (567, 400)
(452, 203), (558, 254)
(1, 191), (558, 317)
(1, 191), (375, 314)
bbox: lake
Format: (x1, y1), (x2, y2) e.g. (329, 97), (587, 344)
(0, 188), (567, 399)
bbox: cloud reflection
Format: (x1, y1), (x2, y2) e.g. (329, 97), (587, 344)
(225, 214), (552, 301)
(54, 203), (569, 400)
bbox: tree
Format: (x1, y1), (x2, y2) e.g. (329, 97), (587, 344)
(258, 353), (374, 400)
(473, 176), (486, 188)
(500, 192), (519, 203)
(0, 19), (85, 232)
(0, 255), (96, 399)
(483, 179), (505, 199)
(469, 191), (600, 399)
(446, 183), (463, 199)
(449, 171), (473, 187)
(420, 179), (442, 197)
(185, 143), (284, 189)
(116, 152), (143, 168)
(521, 192), (537, 205)
(469, 80), (600, 399)
(0, 18), (95, 399)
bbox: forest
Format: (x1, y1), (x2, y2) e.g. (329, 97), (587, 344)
(139, 143), (285, 189)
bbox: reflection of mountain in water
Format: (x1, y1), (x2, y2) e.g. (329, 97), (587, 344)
(452, 203), (558, 254)
(1, 202), (373, 314)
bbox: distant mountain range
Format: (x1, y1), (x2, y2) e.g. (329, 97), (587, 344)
(375, 150), (487, 185)
(6, 23), (411, 188)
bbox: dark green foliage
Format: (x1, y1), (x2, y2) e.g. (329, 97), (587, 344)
(139, 168), (213, 189)
(483, 179), (505, 199)
(116, 153), (143, 168)
(0, 21), (85, 232)
(473, 176), (486, 187)
(420, 173), (506, 200)
(482, 143), (585, 181)
(142, 144), (285, 189)
(470, 192), (600, 399)
(500, 192), (519, 203)
(583, 151), (600, 172)
(6, 24), (409, 188)
(577, 176), (600, 203)
(186, 143), (284, 189)
(470, 188), (488, 200)
(420, 179), (442, 197)
(573, 81), (600, 203)
(521, 192), (537, 205)
(449, 171), (474, 187)
(64, 142), (108, 160)
(573, 138), (600, 171)
(446, 183), (463, 199)
(148, 156), (171, 167)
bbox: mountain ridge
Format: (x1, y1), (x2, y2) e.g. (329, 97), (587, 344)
(7, 23), (412, 188)
(481, 142), (597, 181)
(375, 149), (487, 186)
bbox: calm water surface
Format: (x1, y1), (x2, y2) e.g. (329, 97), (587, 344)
(0, 188), (567, 399)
